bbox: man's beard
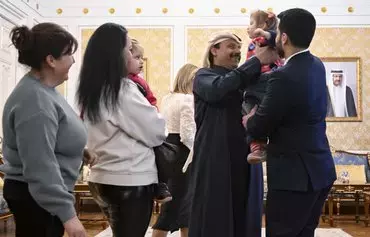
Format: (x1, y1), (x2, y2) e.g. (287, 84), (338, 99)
(333, 80), (342, 86)
(276, 39), (285, 58)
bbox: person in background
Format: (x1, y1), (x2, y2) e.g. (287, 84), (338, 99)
(76, 23), (167, 236)
(0, 23), (87, 237)
(326, 69), (357, 117)
(152, 63), (198, 237)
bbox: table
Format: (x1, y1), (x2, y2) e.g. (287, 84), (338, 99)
(364, 191), (370, 226)
(74, 182), (108, 229)
(322, 184), (370, 227)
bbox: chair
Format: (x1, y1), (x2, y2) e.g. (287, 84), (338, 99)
(0, 137), (13, 230)
(321, 150), (370, 226)
(332, 150), (370, 184)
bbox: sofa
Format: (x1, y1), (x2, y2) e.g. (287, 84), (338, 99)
(332, 150), (370, 184)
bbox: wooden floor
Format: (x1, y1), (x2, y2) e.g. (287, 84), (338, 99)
(0, 213), (369, 237)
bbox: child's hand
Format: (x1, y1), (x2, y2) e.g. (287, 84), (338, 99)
(250, 143), (261, 153)
(253, 29), (271, 40)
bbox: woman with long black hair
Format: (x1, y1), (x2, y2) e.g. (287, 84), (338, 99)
(76, 23), (167, 236)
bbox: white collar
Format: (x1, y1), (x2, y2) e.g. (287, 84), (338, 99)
(284, 49), (309, 65)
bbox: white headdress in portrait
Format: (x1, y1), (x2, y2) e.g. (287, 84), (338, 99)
(202, 32), (242, 68)
(327, 69), (348, 117)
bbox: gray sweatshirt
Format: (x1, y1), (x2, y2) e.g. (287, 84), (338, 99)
(0, 74), (87, 223)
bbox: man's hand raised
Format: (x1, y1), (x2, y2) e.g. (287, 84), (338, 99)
(254, 45), (279, 65)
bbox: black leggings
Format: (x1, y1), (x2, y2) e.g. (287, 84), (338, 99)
(3, 179), (65, 237)
(89, 182), (154, 237)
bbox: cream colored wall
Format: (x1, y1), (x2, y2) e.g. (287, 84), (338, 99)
(187, 27), (370, 150)
(1, 0), (370, 150)
(128, 28), (172, 103)
(81, 28), (172, 104)
(187, 28), (251, 67)
(311, 28), (370, 150)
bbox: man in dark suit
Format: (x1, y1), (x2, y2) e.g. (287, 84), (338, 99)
(243, 8), (337, 237)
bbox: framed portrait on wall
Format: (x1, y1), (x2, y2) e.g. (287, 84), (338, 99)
(321, 57), (362, 122)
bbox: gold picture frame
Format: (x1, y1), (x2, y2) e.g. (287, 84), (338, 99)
(321, 57), (362, 122)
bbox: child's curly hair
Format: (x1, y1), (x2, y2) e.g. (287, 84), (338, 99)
(250, 10), (278, 31)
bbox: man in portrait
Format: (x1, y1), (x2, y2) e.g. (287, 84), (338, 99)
(326, 69), (357, 117)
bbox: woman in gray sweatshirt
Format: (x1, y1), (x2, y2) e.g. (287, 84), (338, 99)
(0, 23), (87, 237)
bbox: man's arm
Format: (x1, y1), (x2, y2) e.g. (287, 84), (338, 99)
(193, 57), (261, 103)
(246, 71), (292, 138)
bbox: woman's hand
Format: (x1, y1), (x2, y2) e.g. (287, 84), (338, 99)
(64, 216), (87, 237)
(83, 148), (98, 167)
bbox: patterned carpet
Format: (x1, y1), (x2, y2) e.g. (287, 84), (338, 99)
(95, 227), (353, 237)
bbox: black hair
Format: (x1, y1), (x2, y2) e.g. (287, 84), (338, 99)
(76, 23), (129, 123)
(10, 22), (78, 70)
(277, 8), (316, 48)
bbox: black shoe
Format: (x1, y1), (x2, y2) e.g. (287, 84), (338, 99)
(154, 183), (172, 203)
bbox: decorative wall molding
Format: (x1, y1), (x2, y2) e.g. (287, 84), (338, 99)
(0, 15), (17, 137)
(0, 0), (28, 24)
(20, 0), (41, 17)
(32, 0), (370, 20)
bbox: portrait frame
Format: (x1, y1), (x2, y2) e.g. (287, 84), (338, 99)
(321, 57), (362, 122)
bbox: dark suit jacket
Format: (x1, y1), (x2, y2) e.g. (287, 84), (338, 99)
(247, 51), (337, 192)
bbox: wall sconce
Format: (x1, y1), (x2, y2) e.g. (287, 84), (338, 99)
(188, 8), (194, 14)
(267, 7), (273, 12)
(83, 8), (89, 14)
(162, 8), (168, 14)
(348, 6), (354, 13)
(321, 7), (327, 13)
(214, 8), (220, 14)
(240, 8), (247, 14)
(136, 8), (142, 14)
(56, 8), (63, 15)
